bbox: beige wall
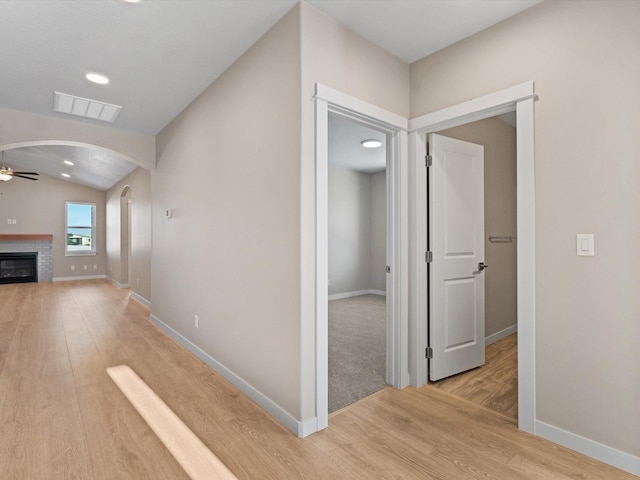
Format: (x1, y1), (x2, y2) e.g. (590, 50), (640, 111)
(299, 0), (410, 420)
(0, 173), (106, 278)
(439, 117), (517, 339)
(153, 6), (302, 418)
(106, 167), (152, 302)
(152, 2), (410, 424)
(328, 165), (372, 295)
(370, 170), (386, 292)
(411, 0), (640, 457)
(328, 166), (386, 296)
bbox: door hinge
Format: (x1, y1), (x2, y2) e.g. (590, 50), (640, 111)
(386, 265), (391, 273)
(425, 251), (433, 263)
(425, 155), (433, 167)
(425, 347), (433, 359)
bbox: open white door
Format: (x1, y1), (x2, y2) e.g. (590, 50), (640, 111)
(428, 133), (485, 381)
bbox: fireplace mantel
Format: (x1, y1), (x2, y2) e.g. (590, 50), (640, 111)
(0, 234), (53, 241)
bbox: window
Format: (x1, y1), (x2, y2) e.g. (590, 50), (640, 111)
(65, 202), (96, 255)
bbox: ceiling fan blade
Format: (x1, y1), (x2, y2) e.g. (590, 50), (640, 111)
(12, 171), (39, 175)
(13, 174), (38, 181)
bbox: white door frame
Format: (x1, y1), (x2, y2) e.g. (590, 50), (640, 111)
(408, 81), (537, 433)
(314, 84), (409, 431)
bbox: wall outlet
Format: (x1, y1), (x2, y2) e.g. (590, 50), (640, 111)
(136, 278), (140, 287)
(93, 264), (97, 270)
(194, 315), (199, 328)
(70, 265), (75, 271)
(83, 265), (87, 270)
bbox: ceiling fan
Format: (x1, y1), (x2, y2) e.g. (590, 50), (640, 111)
(0, 151), (39, 182)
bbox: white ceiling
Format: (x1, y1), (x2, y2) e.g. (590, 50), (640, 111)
(2, 146), (137, 191)
(329, 114), (387, 174)
(0, 0), (542, 190)
(308, 0), (542, 63)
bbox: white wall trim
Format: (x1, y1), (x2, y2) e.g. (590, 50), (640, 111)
(130, 291), (151, 308)
(485, 324), (517, 346)
(536, 421), (640, 477)
(515, 96), (536, 434)
(315, 85), (408, 130)
(107, 276), (129, 288)
(408, 81), (537, 435)
(409, 81), (536, 132)
(53, 274), (106, 282)
(149, 314), (313, 438)
(315, 95), (330, 433)
(408, 131), (428, 387)
(328, 289), (386, 301)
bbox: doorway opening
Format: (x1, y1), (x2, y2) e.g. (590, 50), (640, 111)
(327, 112), (389, 413)
(314, 84), (409, 432)
(408, 80), (536, 433)
(427, 115), (518, 420)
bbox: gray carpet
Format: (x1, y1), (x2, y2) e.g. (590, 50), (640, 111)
(329, 294), (387, 413)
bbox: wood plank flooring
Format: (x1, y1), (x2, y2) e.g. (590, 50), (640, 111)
(0, 280), (636, 479)
(429, 333), (518, 419)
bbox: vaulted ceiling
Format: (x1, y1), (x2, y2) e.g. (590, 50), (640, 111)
(0, 0), (541, 190)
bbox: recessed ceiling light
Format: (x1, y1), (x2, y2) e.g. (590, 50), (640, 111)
(61, 173), (71, 178)
(123, 0), (141, 3)
(86, 72), (109, 85)
(63, 160), (74, 166)
(361, 139), (382, 148)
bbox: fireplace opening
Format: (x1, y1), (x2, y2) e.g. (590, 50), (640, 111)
(0, 252), (38, 284)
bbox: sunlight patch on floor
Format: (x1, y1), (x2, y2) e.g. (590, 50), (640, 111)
(107, 365), (237, 480)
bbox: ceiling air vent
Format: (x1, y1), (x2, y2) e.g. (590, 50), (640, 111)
(53, 91), (122, 123)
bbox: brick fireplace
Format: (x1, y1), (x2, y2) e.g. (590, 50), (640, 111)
(0, 234), (53, 282)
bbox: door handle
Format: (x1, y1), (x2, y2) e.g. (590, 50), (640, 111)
(478, 262), (488, 271)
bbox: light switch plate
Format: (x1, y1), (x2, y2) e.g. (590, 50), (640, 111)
(576, 234), (594, 256)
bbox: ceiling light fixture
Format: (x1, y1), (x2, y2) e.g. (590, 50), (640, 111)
(64, 160), (75, 166)
(361, 139), (382, 148)
(86, 72), (110, 85)
(61, 173), (71, 178)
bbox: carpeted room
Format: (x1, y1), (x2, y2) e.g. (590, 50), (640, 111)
(327, 113), (388, 412)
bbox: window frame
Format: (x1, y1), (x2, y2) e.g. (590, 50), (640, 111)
(65, 201), (97, 256)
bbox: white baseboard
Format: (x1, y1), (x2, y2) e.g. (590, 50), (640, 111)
(107, 276), (129, 288)
(329, 289), (386, 301)
(536, 420), (640, 476)
(53, 274), (106, 282)
(149, 314), (315, 438)
(485, 323), (517, 346)
(130, 291), (151, 308)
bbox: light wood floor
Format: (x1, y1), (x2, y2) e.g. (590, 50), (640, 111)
(0, 280), (635, 479)
(430, 333), (518, 419)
